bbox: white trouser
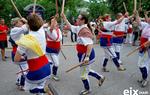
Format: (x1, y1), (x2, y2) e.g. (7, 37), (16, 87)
(113, 43), (122, 53)
(80, 65), (103, 80)
(113, 43), (122, 63)
(16, 62), (28, 83)
(138, 49), (150, 72)
(125, 33), (133, 44)
(24, 80), (46, 95)
(103, 46), (117, 59)
(47, 53), (59, 67)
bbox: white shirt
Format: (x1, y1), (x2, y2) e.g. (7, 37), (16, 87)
(114, 18), (128, 32)
(46, 27), (62, 41)
(102, 21), (117, 35)
(140, 22), (150, 40)
(10, 24), (28, 42)
(17, 26), (47, 59)
(70, 24), (93, 46)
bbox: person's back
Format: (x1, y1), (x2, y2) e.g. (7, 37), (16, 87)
(14, 14), (54, 95)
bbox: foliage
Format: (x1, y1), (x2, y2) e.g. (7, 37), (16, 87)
(88, 0), (110, 20)
(0, 0), (150, 26)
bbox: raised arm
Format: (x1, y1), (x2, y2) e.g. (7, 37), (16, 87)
(61, 13), (71, 27)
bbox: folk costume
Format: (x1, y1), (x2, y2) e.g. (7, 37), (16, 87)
(46, 26), (62, 81)
(9, 18), (28, 89)
(137, 21), (150, 87)
(16, 26), (51, 95)
(70, 24), (105, 94)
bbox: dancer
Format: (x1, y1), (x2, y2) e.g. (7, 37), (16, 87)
(46, 15), (62, 81)
(61, 13), (105, 95)
(9, 17), (28, 90)
(99, 14), (126, 72)
(14, 14), (53, 95)
(136, 11), (150, 87)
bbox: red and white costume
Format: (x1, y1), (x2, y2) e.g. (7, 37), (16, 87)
(70, 24), (104, 92)
(46, 26), (62, 77)
(113, 18), (128, 64)
(100, 21), (121, 69)
(10, 24), (28, 87)
(16, 26), (51, 94)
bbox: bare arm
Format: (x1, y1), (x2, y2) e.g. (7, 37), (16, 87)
(144, 11), (149, 22)
(83, 44), (93, 65)
(61, 13), (71, 27)
(14, 51), (22, 62)
(86, 44), (93, 57)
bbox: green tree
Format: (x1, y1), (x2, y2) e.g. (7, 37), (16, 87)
(88, 0), (110, 19)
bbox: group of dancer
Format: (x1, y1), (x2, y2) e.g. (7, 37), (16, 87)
(95, 11), (150, 88)
(2, 3), (147, 95)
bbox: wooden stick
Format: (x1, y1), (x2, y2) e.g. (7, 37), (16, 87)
(33, 0), (37, 14)
(134, 0), (137, 11)
(55, 0), (58, 14)
(10, 0), (22, 18)
(66, 61), (95, 73)
(123, 2), (127, 12)
(16, 69), (28, 75)
(61, 0), (65, 14)
(66, 62), (83, 73)
(60, 49), (67, 60)
(126, 41), (149, 57)
(126, 47), (140, 57)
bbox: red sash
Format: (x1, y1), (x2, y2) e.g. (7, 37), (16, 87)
(76, 44), (87, 53)
(127, 27), (132, 33)
(47, 41), (61, 49)
(100, 34), (112, 46)
(113, 31), (124, 36)
(140, 37), (148, 45)
(27, 55), (48, 71)
(140, 37), (148, 50)
(12, 46), (17, 54)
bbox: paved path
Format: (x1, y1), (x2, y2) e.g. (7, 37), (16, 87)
(0, 34), (149, 95)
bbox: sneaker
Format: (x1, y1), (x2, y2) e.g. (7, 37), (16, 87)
(80, 89), (91, 95)
(19, 86), (25, 91)
(141, 80), (148, 87)
(52, 75), (60, 81)
(117, 66), (126, 71)
(137, 79), (143, 83)
(98, 76), (105, 86)
(102, 67), (109, 72)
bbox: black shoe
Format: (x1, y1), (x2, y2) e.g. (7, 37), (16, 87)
(98, 76), (105, 86)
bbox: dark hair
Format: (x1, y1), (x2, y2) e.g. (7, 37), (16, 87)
(27, 14), (43, 31)
(80, 14), (88, 24)
(48, 16), (55, 26)
(80, 14), (92, 32)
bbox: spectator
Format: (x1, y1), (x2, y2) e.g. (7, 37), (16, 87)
(0, 18), (9, 61)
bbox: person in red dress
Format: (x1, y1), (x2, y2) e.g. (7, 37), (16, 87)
(0, 18), (9, 61)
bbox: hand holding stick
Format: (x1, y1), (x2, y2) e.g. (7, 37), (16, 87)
(126, 41), (149, 57)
